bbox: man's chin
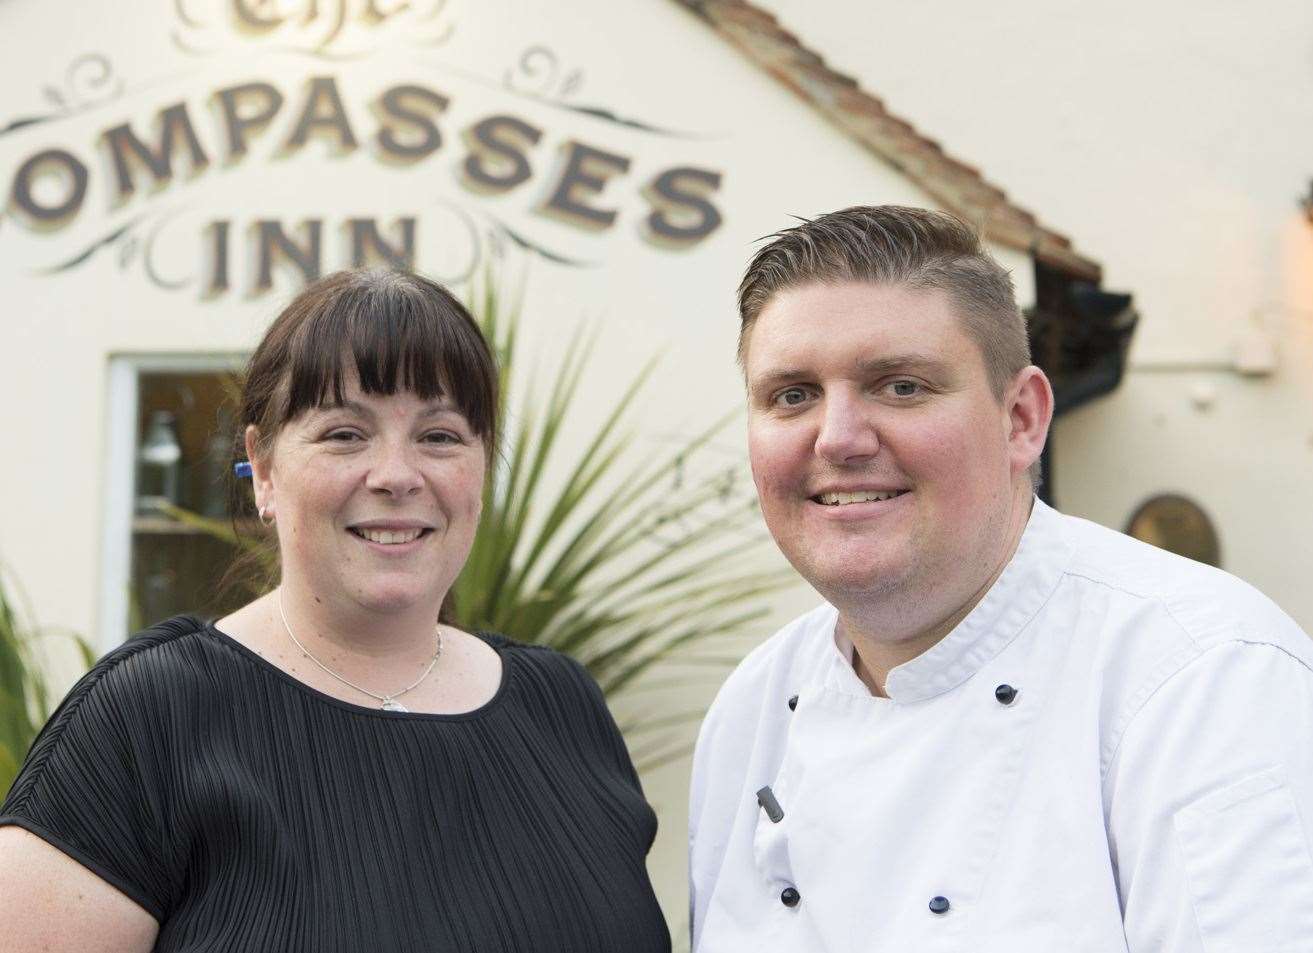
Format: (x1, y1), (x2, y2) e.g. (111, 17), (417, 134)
(794, 557), (913, 603)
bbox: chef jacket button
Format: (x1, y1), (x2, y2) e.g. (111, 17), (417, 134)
(928, 896), (951, 914)
(780, 886), (801, 908)
(788, 694), (798, 711)
(994, 684), (1018, 705)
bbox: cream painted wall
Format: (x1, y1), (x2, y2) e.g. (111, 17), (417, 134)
(0, 0), (1028, 933)
(756, 0), (1313, 630)
(5, 0), (1305, 941)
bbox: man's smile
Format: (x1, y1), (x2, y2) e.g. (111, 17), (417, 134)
(810, 488), (910, 505)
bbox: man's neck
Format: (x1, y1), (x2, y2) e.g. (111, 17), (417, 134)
(840, 491), (1036, 697)
(843, 617), (952, 698)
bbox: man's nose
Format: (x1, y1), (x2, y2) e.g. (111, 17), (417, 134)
(814, 392), (879, 465)
(365, 441), (424, 496)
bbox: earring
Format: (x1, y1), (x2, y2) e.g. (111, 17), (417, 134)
(259, 506), (275, 527)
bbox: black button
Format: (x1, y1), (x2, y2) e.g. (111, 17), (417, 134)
(994, 684), (1018, 705)
(928, 896), (951, 914)
(780, 887), (801, 907)
(788, 694), (799, 711)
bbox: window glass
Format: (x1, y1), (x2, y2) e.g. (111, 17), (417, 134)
(128, 370), (258, 630)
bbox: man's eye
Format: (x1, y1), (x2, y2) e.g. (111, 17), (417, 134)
(888, 380), (921, 398)
(775, 387), (810, 407)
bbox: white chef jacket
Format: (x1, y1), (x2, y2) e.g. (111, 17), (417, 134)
(689, 499), (1313, 953)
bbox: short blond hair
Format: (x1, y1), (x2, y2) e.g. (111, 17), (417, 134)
(737, 205), (1029, 399)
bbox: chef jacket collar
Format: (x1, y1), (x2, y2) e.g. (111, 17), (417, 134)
(829, 497), (1073, 705)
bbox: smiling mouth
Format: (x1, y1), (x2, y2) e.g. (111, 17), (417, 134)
(811, 490), (909, 506)
(348, 527), (433, 545)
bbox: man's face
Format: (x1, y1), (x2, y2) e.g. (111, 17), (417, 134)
(744, 281), (1022, 611)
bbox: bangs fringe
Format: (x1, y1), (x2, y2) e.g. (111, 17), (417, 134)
(277, 272), (495, 443)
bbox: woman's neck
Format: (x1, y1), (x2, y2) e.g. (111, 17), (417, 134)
(273, 578), (444, 664)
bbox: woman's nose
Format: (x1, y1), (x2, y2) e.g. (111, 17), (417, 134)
(365, 442), (424, 496)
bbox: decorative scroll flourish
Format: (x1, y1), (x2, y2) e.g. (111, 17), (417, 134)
(37, 215), (148, 275)
(480, 213), (597, 269)
(504, 46), (584, 101)
(418, 201), (596, 280)
(141, 212), (194, 290)
(172, 0), (453, 60)
(501, 44), (698, 139)
(36, 208), (194, 291)
(0, 54), (124, 139)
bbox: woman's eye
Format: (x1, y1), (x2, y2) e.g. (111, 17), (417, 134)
(325, 430), (363, 442)
(423, 430), (461, 445)
(774, 387), (810, 407)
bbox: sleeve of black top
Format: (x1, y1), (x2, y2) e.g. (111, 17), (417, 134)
(0, 619), (196, 921)
(552, 651), (647, 792)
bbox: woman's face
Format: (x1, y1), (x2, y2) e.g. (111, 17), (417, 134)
(250, 372), (486, 620)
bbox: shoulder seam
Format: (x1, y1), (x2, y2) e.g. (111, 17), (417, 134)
(1063, 567), (1207, 654)
(1063, 569), (1199, 640)
(4, 617), (204, 815)
(1100, 639), (1313, 781)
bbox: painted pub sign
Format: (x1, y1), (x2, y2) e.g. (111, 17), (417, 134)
(2, 0), (727, 297)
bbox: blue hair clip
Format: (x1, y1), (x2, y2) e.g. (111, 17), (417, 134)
(234, 461), (253, 479)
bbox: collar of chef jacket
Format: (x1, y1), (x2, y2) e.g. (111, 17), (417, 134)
(821, 496), (1071, 704)
(692, 496), (1313, 953)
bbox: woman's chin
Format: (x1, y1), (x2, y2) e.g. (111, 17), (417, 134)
(348, 585), (443, 618)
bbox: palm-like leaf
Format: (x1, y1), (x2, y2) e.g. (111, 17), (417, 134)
(0, 567), (96, 799)
(166, 275), (786, 773)
(452, 276), (788, 770)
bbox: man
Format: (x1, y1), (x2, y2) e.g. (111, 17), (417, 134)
(688, 206), (1313, 952)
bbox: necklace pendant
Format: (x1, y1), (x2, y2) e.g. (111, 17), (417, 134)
(381, 699), (409, 713)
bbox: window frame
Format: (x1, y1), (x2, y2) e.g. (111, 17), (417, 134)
(99, 353), (248, 651)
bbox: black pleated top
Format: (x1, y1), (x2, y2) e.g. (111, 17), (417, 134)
(0, 615), (671, 952)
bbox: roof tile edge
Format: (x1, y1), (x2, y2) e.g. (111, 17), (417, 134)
(672, 0), (1103, 281)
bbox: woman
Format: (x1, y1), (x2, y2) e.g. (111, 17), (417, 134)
(0, 270), (671, 952)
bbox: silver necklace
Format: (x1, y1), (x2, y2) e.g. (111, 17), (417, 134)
(276, 590), (443, 712)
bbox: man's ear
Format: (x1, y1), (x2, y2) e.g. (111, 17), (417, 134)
(1004, 366), (1054, 479)
(245, 424), (274, 515)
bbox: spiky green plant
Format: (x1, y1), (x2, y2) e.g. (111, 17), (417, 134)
(0, 568), (95, 799)
(454, 278), (786, 768)
(167, 276), (787, 770)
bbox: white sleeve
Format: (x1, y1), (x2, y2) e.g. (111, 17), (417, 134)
(688, 663), (764, 953)
(1105, 641), (1313, 953)
(688, 693), (723, 953)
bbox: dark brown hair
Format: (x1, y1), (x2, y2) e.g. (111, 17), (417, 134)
(224, 269), (498, 620)
(241, 268), (497, 463)
(737, 205), (1030, 397)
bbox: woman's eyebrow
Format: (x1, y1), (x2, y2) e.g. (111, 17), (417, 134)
(418, 398), (456, 417)
(314, 398), (456, 418)
(313, 399), (370, 417)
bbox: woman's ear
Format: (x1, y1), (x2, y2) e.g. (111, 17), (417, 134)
(245, 424), (273, 516)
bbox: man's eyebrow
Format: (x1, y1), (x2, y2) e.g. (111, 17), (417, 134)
(854, 354), (955, 377)
(749, 368), (806, 393)
(749, 354), (954, 393)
